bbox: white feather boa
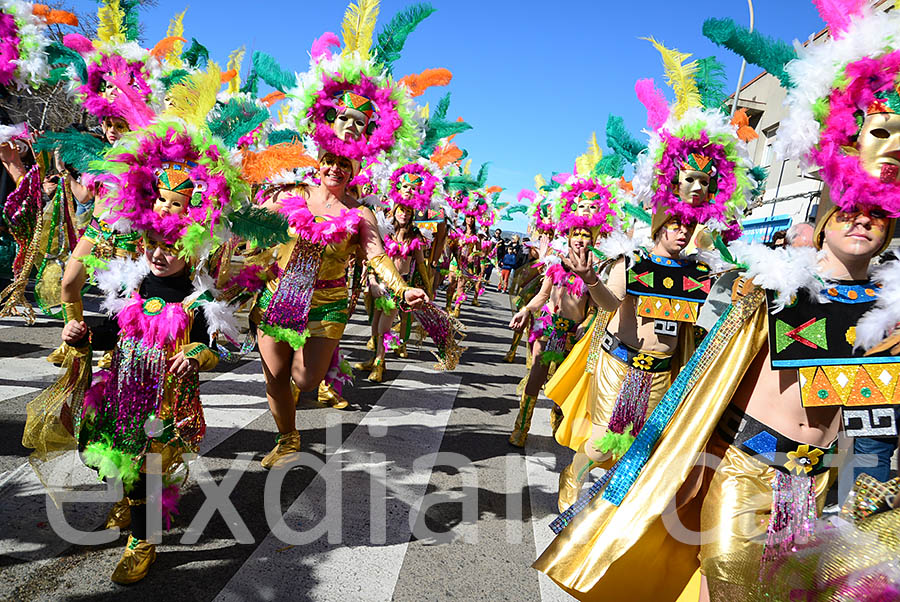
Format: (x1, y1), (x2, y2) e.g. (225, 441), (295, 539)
(855, 259), (900, 352)
(728, 240), (827, 312)
(595, 230), (642, 267)
(94, 257), (239, 346)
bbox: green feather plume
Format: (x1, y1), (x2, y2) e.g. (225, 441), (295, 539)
(420, 117), (472, 157)
(623, 202), (652, 225)
(240, 67), (259, 97)
(605, 115), (645, 166)
(702, 18), (797, 89)
(749, 166), (768, 198)
(443, 175), (478, 191)
(82, 438), (141, 491)
(695, 56), (729, 111)
(32, 129), (108, 174)
(45, 67), (69, 86)
(252, 51), (296, 93)
(592, 154), (625, 179)
(475, 162), (490, 188)
(373, 3), (436, 74)
(120, 0), (140, 42)
(267, 129), (303, 145)
(182, 38), (209, 69)
(161, 68), (189, 90)
(208, 98), (270, 148)
(226, 206), (290, 248)
(433, 92), (451, 121)
(47, 41), (87, 83)
(594, 425), (636, 461)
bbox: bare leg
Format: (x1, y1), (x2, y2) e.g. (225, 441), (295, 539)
(258, 333), (296, 435)
(699, 576), (709, 602)
(524, 340), (551, 398)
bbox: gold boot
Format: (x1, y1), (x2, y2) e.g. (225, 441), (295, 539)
(509, 393), (537, 448)
(395, 342), (408, 359)
(354, 354), (376, 371)
(104, 497), (132, 530)
(260, 430), (301, 470)
(550, 405), (564, 436)
(366, 336), (375, 351)
(503, 348), (517, 363)
(317, 381), (349, 410)
(368, 358), (385, 383)
(557, 463), (584, 513)
(110, 535), (156, 584)
(472, 297), (480, 307)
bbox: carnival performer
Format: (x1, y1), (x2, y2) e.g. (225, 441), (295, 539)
(41, 1), (165, 364)
(535, 11), (898, 600)
(445, 192), (486, 317)
(250, 23), (430, 469)
(355, 159), (439, 382)
(22, 101), (250, 583)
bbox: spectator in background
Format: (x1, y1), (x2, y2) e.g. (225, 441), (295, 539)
(786, 221), (815, 248)
(770, 229), (788, 248)
(499, 242), (517, 293)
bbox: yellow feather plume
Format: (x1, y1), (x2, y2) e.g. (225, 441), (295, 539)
(575, 132), (603, 176)
(463, 159), (472, 176)
(534, 174), (546, 191)
(165, 10), (186, 69)
(341, 0), (380, 60)
(226, 46), (245, 96)
(642, 37), (701, 119)
(96, 0), (125, 44)
(420, 102), (430, 120)
(276, 104), (290, 125)
(164, 63), (222, 127)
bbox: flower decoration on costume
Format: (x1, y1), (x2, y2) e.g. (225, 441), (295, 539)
(775, 6), (900, 217)
(784, 444), (824, 475)
(96, 120), (249, 256)
(0, 0), (63, 89)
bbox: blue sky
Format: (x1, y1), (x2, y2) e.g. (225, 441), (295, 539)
(71, 0), (826, 232)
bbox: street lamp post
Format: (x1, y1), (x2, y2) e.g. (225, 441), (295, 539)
(730, 0), (755, 116)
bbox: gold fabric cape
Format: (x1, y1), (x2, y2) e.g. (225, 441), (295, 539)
(533, 288), (768, 601)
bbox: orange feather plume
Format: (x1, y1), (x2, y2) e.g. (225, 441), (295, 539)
(430, 143), (463, 168)
(486, 186), (503, 195)
(242, 143), (319, 185)
(32, 5), (79, 26)
(220, 69), (237, 84)
(730, 108), (758, 142)
(618, 177), (634, 194)
(398, 68), (452, 98)
(261, 91), (286, 106)
(150, 36), (186, 60)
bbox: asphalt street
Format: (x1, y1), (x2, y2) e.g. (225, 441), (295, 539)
(0, 279), (579, 602)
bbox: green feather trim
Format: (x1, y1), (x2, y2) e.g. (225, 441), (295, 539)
(252, 51), (296, 93)
(120, 0), (141, 42)
(82, 439), (141, 491)
(475, 162), (491, 188)
(373, 3), (436, 74)
(267, 129), (303, 145)
(182, 38), (209, 69)
(749, 166), (768, 198)
(702, 18), (797, 89)
(623, 202), (652, 225)
(258, 323), (309, 350)
(46, 66), (69, 86)
(374, 296), (397, 311)
(226, 206), (290, 247)
(241, 67), (259, 97)
(594, 426), (635, 461)
(46, 41), (87, 83)
(443, 175), (478, 191)
(33, 130), (108, 174)
(540, 350), (567, 365)
(178, 223), (214, 260)
(79, 254), (109, 279)
(421, 118), (472, 157)
(695, 56), (729, 111)
(605, 115), (646, 165)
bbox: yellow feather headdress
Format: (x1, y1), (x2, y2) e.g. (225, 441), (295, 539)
(341, 0), (380, 60)
(165, 10), (187, 69)
(163, 63), (222, 127)
(575, 132), (603, 176)
(96, 0), (126, 45)
(642, 37), (701, 119)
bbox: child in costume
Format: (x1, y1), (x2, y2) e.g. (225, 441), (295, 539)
(355, 159), (438, 382)
(22, 111), (248, 583)
(507, 174), (626, 448)
(535, 13), (898, 600)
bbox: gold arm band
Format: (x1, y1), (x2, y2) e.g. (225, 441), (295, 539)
(368, 253), (411, 302)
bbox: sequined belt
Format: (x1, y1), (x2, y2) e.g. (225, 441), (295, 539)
(716, 405), (835, 477)
(84, 217), (140, 253)
(601, 330), (672, 373)
(315, 277), (346, 290)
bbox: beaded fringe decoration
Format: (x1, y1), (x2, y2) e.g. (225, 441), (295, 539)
(584, 311), (612, 375)
(411, 301), (466, 371)
(607, 368), (654, 436)
(260, 238), (323, 345)
(761, 471), (817, 567)
(110, 338), (168, 454)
